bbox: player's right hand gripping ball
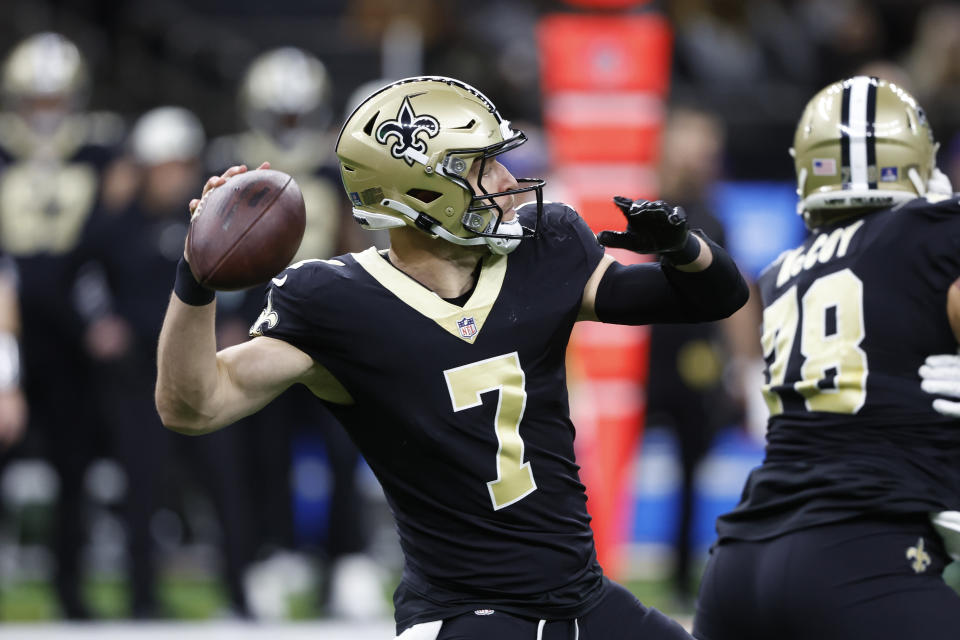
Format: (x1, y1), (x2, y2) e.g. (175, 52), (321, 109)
(597, 197), (689, 254)
(187, 169), (306, 290)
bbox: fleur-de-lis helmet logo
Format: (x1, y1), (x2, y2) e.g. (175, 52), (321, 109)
(375, 96), (440, 165)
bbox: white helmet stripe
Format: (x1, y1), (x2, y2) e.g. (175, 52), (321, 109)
(845, 76), (872, 190)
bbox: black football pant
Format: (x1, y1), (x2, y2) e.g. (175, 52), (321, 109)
(693, 517), (960, 640)
(22, 329), (99, 619)
(434, 579), (693, 639)
(97, 348), (254, 616)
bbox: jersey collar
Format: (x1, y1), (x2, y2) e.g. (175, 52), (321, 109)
(352, 246), (506, 343)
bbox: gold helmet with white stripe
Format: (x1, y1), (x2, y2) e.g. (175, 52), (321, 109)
(792, 76), (937, 229)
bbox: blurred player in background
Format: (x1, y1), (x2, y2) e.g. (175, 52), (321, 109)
(82, 106), (253, 618)
(0, 31), (123, 619)
(0, 264), (25, 451)
(693, 76), (960, 640)
(207, 47), (382, 619)
(155, 76), (748, 639)
(645, 106), (761, 610)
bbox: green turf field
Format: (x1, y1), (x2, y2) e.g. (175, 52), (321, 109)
(0, 575), (681, 621)
(1, 564), (958, 622)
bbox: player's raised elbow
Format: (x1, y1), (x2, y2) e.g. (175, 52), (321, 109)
(687, 273), (750, 323)
(712, 274), (751, 320)
(154, 389), (219, 436)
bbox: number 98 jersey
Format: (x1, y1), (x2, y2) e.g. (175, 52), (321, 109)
(252, 203), (607, 629)
(718, 196), (960, 543)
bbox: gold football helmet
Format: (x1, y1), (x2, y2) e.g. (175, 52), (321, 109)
(792, 76), (937, 228)
(2, 32), (87, 104)
(240, 47), (331, 143)
(335, 76), (544, 253)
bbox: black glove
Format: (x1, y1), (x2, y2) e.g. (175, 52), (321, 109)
(597, 197), (690, 254)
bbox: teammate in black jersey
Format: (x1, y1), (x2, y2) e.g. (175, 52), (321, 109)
(0, 32), (125, 619)
(693, 76), (960, 640)
(155, 76), (748, 639)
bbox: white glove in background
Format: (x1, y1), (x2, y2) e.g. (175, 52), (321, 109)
(920, 356), (960, 559)
(932, 511), (960, 561)
(927, 167), (954, 198)
(919, 353), (960, 418)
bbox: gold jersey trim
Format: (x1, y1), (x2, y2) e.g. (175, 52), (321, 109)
(305, 360), (354, 405)
(352, 246), (506, 343)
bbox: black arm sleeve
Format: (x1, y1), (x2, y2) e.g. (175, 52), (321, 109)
(594, 232), (749, 325)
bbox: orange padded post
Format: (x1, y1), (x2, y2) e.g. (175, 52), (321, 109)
(537, 12), (672, 578)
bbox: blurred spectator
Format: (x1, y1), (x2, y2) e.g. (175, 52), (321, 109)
(856, 59), (913, 92)
(0, 31), (123, 619)
(904, 3), (960, 154)
(207, 47), (384, 620)
(796, 0), (886, 84)
(670, 0), (816, 87)
(646, 106), (762, 609)
(667, 0), (816, 181)
(81, 106), (253, 618)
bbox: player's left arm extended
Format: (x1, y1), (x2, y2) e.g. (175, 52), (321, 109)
(579, 197), (749, 324)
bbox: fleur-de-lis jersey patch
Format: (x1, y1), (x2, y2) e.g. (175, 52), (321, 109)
(250, 289), (279, 337)
(906, 537), (931, 574)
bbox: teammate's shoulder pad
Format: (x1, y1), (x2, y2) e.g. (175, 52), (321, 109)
(520, 200), (583, 231)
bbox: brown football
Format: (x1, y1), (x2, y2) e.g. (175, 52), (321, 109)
(187, 169), (306, 290)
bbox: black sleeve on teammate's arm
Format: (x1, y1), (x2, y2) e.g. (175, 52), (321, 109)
(594, 231), (749, 325)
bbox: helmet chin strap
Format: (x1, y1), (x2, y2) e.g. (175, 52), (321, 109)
(379, 198), (490, 247)
(376, 197), (522, 253)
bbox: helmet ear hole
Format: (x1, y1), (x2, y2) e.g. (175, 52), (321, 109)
(406, 188), (442, 203)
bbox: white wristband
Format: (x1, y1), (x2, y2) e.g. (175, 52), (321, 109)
(0, 332), (21, 390)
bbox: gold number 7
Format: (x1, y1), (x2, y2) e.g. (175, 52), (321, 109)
(444, 352), (537, 510)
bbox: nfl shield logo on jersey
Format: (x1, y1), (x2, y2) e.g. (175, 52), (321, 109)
(457, 316), (477, 339)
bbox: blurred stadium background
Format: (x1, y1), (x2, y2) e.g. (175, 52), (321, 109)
(0, 0), (959, 636)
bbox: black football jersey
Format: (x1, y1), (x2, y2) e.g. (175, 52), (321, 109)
(718, 196), (960, 543)
(253, 203), (606, 628)
(0, 112), (121, 344)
